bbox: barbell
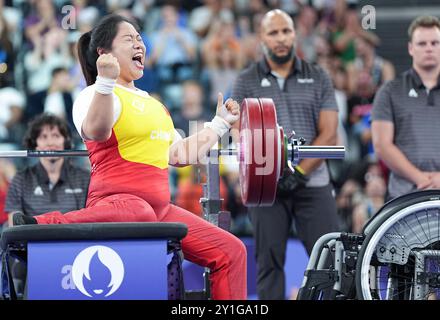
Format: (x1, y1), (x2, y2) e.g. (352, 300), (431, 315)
(0, 98), (345, 207)
(238, 98), (344, 206)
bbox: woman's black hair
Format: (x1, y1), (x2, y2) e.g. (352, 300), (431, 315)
(23, 113), (72, 150)
(77, 14), (140, 86)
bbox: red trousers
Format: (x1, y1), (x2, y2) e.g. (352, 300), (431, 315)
(35, 194), (247, 300)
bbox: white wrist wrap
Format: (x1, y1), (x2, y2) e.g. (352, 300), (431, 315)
(204, 116), (231, 137)
(95, 76), (116, 95)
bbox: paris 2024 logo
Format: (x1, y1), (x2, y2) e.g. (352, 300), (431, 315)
(70, 245), (125, 297)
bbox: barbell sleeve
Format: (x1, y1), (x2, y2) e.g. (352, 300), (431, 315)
(0, 150), (29, 158)
(296, 146), (345, 160)
(0, 150), (89, 158)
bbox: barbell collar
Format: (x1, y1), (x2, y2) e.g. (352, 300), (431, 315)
(219, 149), (238, 156)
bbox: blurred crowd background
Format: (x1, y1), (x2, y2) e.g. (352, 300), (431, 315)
(0, 0), (438, 237)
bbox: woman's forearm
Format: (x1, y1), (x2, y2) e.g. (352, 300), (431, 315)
(169, 127), (220, 166)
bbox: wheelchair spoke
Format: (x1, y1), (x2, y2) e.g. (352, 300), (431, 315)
(357, 201), (440, 300)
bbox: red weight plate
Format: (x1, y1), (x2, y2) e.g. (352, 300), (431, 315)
(258, 98), (279, 206)
(239, 98), (264, 206)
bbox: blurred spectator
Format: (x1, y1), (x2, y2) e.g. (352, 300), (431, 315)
(0, 87), (26, 145)
(277, 0), (303, 15)
(106, 0), (134, 13)
(76, 4), (101, 34)
(238, 0), (268, 20)
(0, 14), (15, 87)
(352, 162), (386, 233)
(238, 12), (264, 64)
(202, 18), (243, 66)
(61, 0), (102, 35)
(132, 0), (162, 35)
(331, 7), (379, 65)
(42, 67), (75, 121)
(172, 80), (212, 137)
(336, 178), (363, 232)
(295, 5), (320, 63)
(149, 5), (198, 83)
(315, 35), (336, 73)
(205, 45), (243, 104)
(149, 5), (198, 109)
(26, 67), (79, 145)
(347, 71), (375, 161)
(0, 0), (22, 40)
(236, 0), (268, 64)
(188, 0), (223, 38)
(201, 19), (244, 105)
(346, 37), (395, 97)
(67, 31), (87, 93)
(67, 0), (95, 23)
(331, 66), (349, 150)
(0, 0), (23, 59)
(180, 0), (205, 12)
(23, 0), (63, 48)
(221, 0), (236, 12)
(23, 25), (71, 93)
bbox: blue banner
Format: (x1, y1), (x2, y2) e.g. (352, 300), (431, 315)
(27, 240), (168, 300)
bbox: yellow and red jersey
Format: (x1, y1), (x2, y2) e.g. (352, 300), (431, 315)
(85, 85), (175, 213)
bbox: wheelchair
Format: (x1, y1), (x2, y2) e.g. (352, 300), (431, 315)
(297, 189), (440, 300)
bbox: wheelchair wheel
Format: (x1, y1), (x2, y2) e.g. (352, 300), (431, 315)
(356, 198), (440, 300)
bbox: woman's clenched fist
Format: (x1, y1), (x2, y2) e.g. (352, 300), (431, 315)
(96, 53), (120, 80)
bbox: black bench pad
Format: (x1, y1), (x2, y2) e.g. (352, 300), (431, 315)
(1, 222), (188, 250)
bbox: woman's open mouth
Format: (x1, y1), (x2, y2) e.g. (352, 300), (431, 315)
(132, 53), (144, 70)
